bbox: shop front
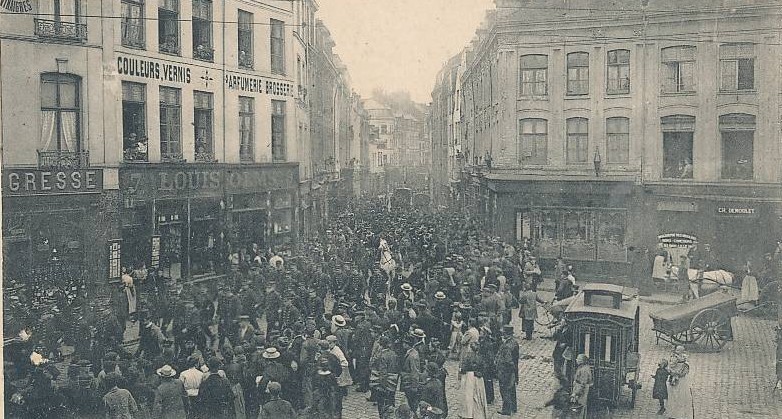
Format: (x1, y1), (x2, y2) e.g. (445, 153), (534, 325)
(487, 175), (640, 276)
(2, 167), (112, 334)
(119, 163), (298, 282)
(651, 192), (781, 273)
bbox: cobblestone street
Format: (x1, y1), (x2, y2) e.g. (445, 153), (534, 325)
(342, 295), (782, 419)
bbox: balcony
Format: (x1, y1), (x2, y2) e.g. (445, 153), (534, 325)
(38, 150), (89, 169)
(238, 52), (254, 69)
(193, 45), (214, 62)
(161, 153), (185, 163)
(34, 19), (87, 42)
(159, 40), (180, 55)
(194, 151), (217, 163)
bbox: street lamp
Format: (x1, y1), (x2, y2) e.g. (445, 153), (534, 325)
(593, 147), (602, 177)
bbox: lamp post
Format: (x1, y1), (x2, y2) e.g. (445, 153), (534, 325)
(593, 147), (602, 177)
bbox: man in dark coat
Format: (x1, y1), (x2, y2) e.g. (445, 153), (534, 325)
(351, 315), (375, 393)
(420, 362), (446, 415)
(259, 381), (295, 419)
(196, 357), (234, 419)
(495, 325), (520, 415)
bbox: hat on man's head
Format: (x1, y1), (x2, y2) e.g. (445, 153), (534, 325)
(325, 335), (338, 342)
(434, 291), (446, 300)
(331, 315), (347, 328)
(156, 365), (177, 378)
(401, 283), (413, 291)
(262, 347), (281, 359)
(411, 329), (426, 339)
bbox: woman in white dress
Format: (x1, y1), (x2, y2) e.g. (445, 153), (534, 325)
(666, 346), (694, 419)
(458, 342), (487, 419)
(740, 263), (759, 305)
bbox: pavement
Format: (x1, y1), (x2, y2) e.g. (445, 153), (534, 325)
(341, 285), (782, 419)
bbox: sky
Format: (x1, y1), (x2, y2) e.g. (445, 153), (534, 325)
(316, 0), (495, 104)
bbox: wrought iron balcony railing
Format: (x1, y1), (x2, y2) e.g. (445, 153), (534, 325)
(193, 46), (214, 62)
(161, 153), (185, 163)
(37, 150), (89, 169)
(159, 41), (180, 55)
(34, 19), (87, 42)
(194, 151), (217, 163)
(238, 54), (254, 69)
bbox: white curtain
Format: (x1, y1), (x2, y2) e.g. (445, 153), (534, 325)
(60, 112), (78, 152)
(40, 111), (56, 151)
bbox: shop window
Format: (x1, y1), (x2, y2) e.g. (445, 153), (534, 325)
(238, 10), (254, 68)
(661, 46), (696, 93)
(597, 210), (626, 262)
(661, 115), (695, 179)
(156, 201), (184, 280)
(190, 199), (220, 277)
(720, 43), (754, 92)
(519, 54), (547, 97)
(566, 117), (589, 164)
(159, 86), (182, 161)
(158, 0), (180, 55)
(272, 100), (286, 162)
(271, 19), (285, 74)
(720, 113), (755, 180)
(192, 0), (213, 61)
(121, 0), (144, 48)
(193, 91), (214, 162)
(567, 52), (589, 96)
(519, 118), (547, 165)
(122, 81), (147, 162)
(607, 49), (630, 94)
(40, 73), (81, 153)
(239, 96), (254, 162)
(606, 117), (629, 164)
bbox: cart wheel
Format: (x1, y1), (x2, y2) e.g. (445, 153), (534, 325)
(690, 308), (731, 351)
(536, 303), (555, 327)
(670, 330), (694, 344)
(760, 281), (779, 319)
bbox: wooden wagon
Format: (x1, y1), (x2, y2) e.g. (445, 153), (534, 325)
(649, 290), (737, 352)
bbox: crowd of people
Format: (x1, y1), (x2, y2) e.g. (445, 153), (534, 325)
(4, 198), (591, 419)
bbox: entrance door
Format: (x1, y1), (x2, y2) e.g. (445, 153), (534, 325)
(594, 328), (621, 405)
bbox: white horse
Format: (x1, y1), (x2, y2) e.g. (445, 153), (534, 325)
(379, 238), (397, 277)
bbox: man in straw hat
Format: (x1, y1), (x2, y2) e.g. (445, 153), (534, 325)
(153, 365), (187, 418)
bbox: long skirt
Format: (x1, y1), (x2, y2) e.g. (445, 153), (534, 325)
(740, 275), (759, 303)
(666, 375), (694, 419)
(459, 372), (487, 419)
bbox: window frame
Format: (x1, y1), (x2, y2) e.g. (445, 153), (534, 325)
(519, 54), (548, 98)
(606, 49), (630, 95)
(239, 96), (254, 162)
(159, 86), (182, 161)
(192, 0), (213, 61)
(566, 117), (589, 164)
(122, 81), (147, 160)
(518, 118), (548, 165)
(40, 73), (81, 152)
(238, 10), (254, 69)
(661, 46), (696, 94)
(661, 115), (695, 179)
(566, 52), (590, 96)
(719, 113), (755, 180)
(271, 100), (286, 162)
(270, 19), (286, 75)
(121, 0), (145, 48)
(606, 117), (630, 164)
(158, 0), (181, 55)
(193, 90), (214, 161)
(719, 43), (755, 92)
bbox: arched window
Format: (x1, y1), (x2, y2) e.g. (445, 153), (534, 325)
(661, 46), (696, 93)
(719, 113), (755, 180)
(607, 49), (630, 94)
(519, 54), (548, 97)
(606, 117), (630, 164)
(566, 117), (589, 163)
(719, 43), (754, 92)
(567, 52), (589, 95)
(519, 118), (547, 165)
(661, 115), (695, 179)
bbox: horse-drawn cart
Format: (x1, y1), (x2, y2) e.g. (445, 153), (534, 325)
(649, 290), (737, 352)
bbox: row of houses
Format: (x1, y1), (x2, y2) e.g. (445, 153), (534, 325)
(430, 0), (782, 276)
(1, 1), (370, 310)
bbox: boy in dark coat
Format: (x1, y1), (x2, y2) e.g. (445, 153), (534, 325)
(652, 358), (669, 415)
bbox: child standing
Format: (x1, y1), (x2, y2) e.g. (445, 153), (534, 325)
(652, 358), (670, 415)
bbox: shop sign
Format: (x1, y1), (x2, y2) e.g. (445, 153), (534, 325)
(224, 72), (294, 97)
(121, 166), (297, 198)
(108, 240), (122, 280)
(717, 206), (757, 216)
(117, 54), (192, 84)
(1, 0), (32, 12)
(657, 233), (697, 248)
(3, 169), (102, 196)
(150, 235), (161, 269)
